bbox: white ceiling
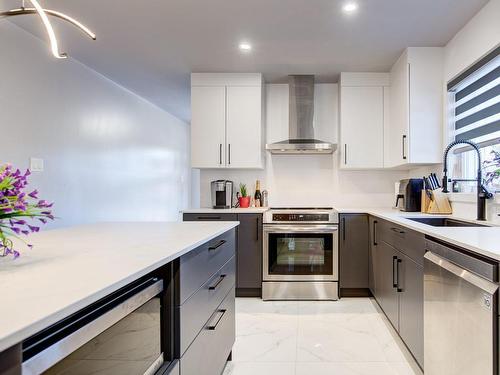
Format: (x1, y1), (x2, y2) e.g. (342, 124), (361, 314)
(4, 0), (489, 122)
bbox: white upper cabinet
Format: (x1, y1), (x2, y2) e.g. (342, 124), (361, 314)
(226, 86), (263, 168)
(385, 48), (444, 168)
(191, 86), (226, 168)
(340, 73), (389, 169)
(190, 73), (264, 169)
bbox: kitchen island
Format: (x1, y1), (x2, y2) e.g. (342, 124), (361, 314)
(0, 221), (238, 375)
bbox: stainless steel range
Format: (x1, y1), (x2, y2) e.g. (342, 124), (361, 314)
(262, 208), (339, 300)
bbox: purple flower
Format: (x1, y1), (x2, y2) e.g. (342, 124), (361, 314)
(28, 225), (40, 233)
(0, 163), (55, 258)
(10, 227), (21, 234)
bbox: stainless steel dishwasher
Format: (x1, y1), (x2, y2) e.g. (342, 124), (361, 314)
(424, 239), (499, 375)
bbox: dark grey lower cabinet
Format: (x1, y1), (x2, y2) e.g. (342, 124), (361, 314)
(339, 214), (369, 293)
(398, 253), (423, 366)
(236, 214), (262, 293)
(175, 228), (236, 375)
(183, 212), (262, 297)
(370, 216), (424, 368)
(0, 344), (21, 375)
(376, 241), (400, 329)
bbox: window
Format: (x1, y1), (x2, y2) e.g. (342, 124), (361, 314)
(448, 47), (500, 193)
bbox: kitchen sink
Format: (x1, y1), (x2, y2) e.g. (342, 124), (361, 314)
(404, 217), (489, 227)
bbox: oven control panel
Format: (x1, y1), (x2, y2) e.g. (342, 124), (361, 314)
(272, 213), (329, 222)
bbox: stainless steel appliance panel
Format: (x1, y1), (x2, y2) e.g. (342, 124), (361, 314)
(262, 281), (338, 300)
(24, 280), (164, 375)
(263, 224), (338, 281)
(424, 251), (498, 375)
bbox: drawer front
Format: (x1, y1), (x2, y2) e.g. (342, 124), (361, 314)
(178, 229), (236, 304)
(178, 256), (236, 355)
(183, 213), (238, 222)
(180, 288), (235, 375)
(378, 219), (425, 266)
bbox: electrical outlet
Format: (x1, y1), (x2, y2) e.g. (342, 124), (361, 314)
(30, 157), (44, 172)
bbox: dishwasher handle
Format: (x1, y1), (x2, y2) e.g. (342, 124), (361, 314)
(424, 252), (498, 294)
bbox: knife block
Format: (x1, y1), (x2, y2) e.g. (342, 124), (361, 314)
(421, 191), (452, 214)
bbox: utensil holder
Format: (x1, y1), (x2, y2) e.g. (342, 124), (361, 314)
(421, 191), (452, 214)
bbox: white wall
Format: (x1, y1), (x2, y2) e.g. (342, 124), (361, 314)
(198, 84), (407, 208)
(0, 23), (191, 228)
(444, 0), (500, 82)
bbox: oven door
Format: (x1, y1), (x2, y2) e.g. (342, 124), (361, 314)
(263, 225), (338, 281)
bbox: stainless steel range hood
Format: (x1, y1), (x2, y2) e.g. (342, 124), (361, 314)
(266, 75), (336, 154)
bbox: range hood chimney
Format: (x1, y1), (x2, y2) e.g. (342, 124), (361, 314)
(266, 75), (336, 154)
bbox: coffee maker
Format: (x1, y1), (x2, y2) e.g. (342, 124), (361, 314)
(395, 179), (423, 212)
(211, 180), (234, 209)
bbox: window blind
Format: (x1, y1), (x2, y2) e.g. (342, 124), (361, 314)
(449, 47), (500, 146)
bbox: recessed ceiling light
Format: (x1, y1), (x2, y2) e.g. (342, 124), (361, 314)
(342, 2), (358, 14)
(239, 42), (252, 52)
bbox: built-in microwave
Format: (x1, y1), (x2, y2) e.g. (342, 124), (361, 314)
(21, 272), (177, 375)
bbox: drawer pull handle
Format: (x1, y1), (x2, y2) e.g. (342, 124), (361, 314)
(208, 239), (226, 251)
(209, 274), (226, 290)
(396, 258), (403, 293)
(207, 309), (227, 330)
(392, 256), (398, 288)
(198, 216), (222, 220)
(390, 227), (405, 234)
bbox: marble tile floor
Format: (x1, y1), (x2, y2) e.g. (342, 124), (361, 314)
(223, 297), (422, 375)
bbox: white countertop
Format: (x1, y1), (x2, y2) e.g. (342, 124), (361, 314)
(0, 221), (239, 352)
(336, 208), (500, 261)
(183, 207), (270, 214)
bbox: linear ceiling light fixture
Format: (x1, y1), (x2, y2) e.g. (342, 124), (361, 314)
(0, 0), (96, 59)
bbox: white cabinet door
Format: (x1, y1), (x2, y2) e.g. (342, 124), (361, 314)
(191, 86), (226, 168)
(386, 48), (443, 167)
(226, 86), (263, 169)
(340, 86), (384, 169)
(386, 52), (410, 168)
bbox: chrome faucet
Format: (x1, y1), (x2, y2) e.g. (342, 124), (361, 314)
(442, 140), (493, 221)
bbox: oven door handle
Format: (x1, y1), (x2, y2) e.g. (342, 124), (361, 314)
(263, 225), (338, 233)
(22, 279), (164, 375)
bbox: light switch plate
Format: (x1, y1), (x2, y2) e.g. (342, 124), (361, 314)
(30, 157), (44, 172)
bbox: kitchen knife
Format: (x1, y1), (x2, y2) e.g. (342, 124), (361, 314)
(424, 177), (433, 200)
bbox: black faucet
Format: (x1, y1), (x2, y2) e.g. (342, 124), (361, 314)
(442, 140), (493, 221)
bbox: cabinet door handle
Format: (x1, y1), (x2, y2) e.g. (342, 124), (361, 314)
(402, 135), (407, 160)
(396, 258), (403, 292)
(373, 220), (378, 246)
(219, 143), (223, 165)
(344, 144), (347, 165)
(256, 216), (260, 241)
(207, 309), (227, 330)
(342, 217), (346, 241)
(228, 144), (231, 165)
(208, 239), (226, 251)
(392, 256), (398, 288)
(208, 274), (226, 290)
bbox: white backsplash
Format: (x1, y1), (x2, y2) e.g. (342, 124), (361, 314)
(199, 154), (408, 208)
